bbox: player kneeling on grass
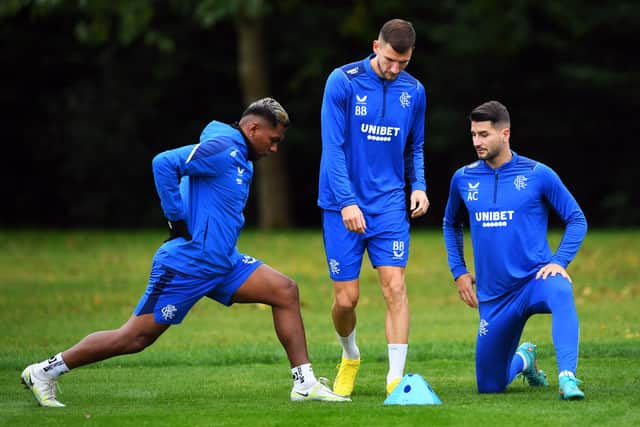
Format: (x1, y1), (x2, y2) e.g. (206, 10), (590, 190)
(21, 98), (350, 407)
(442, 100), (587, 400)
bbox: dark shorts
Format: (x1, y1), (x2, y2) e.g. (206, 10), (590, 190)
(133, 254), (262, 324)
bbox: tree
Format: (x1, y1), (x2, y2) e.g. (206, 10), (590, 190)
(1, 0), (291, 228)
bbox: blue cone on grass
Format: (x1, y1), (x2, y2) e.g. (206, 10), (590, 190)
(384, 373), (442, 405)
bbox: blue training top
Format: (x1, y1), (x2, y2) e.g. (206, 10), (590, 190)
(442, 152), (587, 301)
(318, 54), (427, 214)
(151, 121), (253, 277)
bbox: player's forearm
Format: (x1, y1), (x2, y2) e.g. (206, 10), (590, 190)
(552, 212), (587, 267)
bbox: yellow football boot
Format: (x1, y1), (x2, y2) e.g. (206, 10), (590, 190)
(333, 357), (361, 397)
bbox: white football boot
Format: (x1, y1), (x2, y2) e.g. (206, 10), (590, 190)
(291, 379), (351, 402)
(21, 364), (65, 407)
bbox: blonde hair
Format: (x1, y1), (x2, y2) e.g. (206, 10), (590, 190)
(242, 97), (290, 128)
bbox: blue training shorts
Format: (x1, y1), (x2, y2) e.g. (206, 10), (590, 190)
(322, 209), (410, 281)
(133, 254), (262, 324)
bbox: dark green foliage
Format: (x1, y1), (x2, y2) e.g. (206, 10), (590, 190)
(1, 1), (638, 227)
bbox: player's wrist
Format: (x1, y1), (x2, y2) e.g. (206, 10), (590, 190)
(165, 219), (192, 242)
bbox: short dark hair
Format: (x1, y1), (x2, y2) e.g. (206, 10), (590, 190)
(379, 19), (415, 53)
(241, 97), (290, 128)
(469, 100), (510, 126)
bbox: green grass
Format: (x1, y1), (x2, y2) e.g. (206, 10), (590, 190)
(1, 229), (639, 426)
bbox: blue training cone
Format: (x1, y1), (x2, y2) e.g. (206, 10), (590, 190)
(384, 373), (442, 405)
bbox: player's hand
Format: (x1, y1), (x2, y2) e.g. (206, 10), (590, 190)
(341, 204), (366, 234)
(165, 219), (192, 242)
(536, 262), (572, 283)
(455, 273), (478, 308)
(409, 189), (429, 218)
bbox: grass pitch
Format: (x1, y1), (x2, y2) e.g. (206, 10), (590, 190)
(1, 229), (639, 426)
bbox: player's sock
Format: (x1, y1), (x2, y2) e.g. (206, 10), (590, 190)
(292, 363), (317, 391)
(386, 343), (408, 384)
(35, 353), (69, 380)
(338, 329), (360, 360)
(559, 370), (575, 378)
(516, 350), (529, 372)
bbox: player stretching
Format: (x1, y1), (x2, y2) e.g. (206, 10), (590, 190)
(443, 100), (587, 400)
(21, 98), (349, 407)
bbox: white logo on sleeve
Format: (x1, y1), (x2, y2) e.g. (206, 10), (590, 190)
(242, 255), (258, 264)
(236, 166), (246, 185)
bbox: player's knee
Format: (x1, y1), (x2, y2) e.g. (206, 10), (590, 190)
(478, 385), (506, 394)
(334, 292), (358, 311)
(548, 279), (575, 304)
(382, 279), (407, 302)
(477, 379), (507, 394)
(557, 281), (574, 298)
(277, 277), (300, 305)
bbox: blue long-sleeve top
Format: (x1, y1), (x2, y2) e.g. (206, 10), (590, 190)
(442, 152), (587, 301)
(151, 121), (253, 277)
(318, 54), (427, 214)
